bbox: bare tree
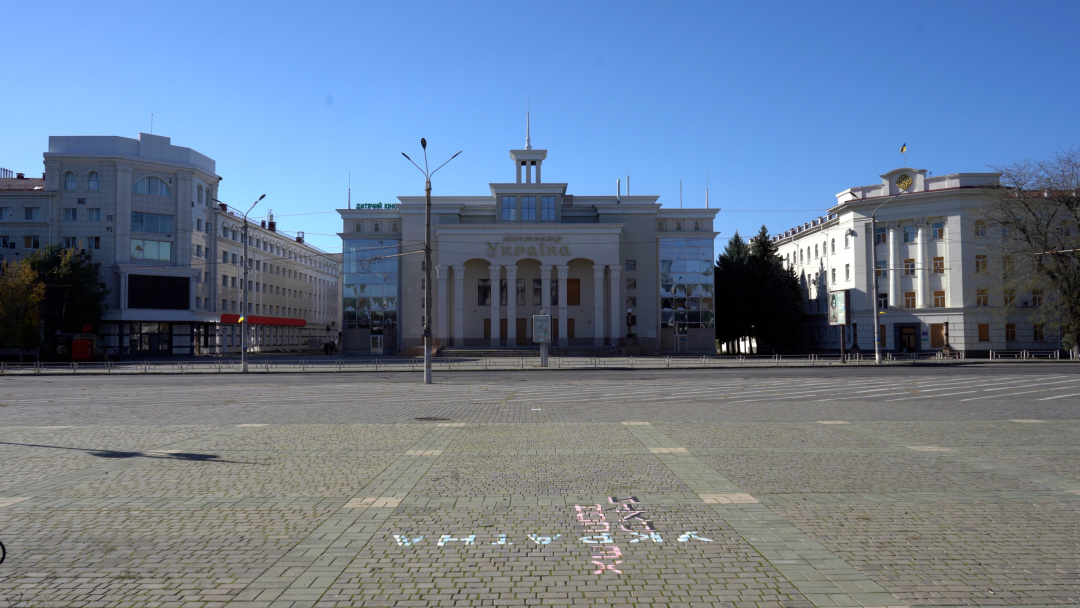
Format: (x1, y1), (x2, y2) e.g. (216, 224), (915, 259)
(985, 149), (1080, 351)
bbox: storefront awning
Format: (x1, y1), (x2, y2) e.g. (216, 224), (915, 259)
(219, 314), (306, 327)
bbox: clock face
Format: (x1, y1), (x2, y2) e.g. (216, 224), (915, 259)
(896, 174), (913, 191)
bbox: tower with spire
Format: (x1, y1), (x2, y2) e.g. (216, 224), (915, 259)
(510, 110), (546, 183)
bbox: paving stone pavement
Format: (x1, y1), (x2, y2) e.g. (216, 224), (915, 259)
(0, 368), (1078, 607)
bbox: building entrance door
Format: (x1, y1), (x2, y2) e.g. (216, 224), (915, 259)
(516, 318), (527, 346)
(897, 325), (918, 353)
(930, 323), (946, 348)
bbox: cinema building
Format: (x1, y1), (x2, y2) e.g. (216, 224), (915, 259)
(338, 140), (718, 354)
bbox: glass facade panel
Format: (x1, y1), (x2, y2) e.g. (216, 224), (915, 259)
(343, 238), (400, 330)
(659, 238), (715, 331)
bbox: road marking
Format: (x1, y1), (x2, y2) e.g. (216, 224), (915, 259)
(404, 450), (442, 456)
(1010, 419), (1046, 423)
(887, 390), (978, 401)
(962, 385), (1080, 401)
(1039, 393), (1080, 401)
(907, 446), (952, 452)
(649, 447), (689, 454)
(817, 421), (850, 425)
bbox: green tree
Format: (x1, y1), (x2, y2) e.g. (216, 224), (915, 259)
(984, 149), (1080, 351)
(715, 226), (805, 354)
(24, 245), (108, 337)
(714, 231), (751, 353)
(0, 259), (46, 356)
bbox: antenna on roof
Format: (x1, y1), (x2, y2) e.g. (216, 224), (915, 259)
(705, 171), (709, 209)
(680, 180), (683, 209)
(626, 174), (630, 196)
(150, 112), (154, 135)
(347, 171), (351, 208)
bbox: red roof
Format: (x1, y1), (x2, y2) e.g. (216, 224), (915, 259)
(0, 177), (45, 191)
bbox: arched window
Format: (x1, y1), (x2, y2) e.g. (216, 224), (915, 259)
(814, 244), (819, 259)
(87, 171), (99, 191)
(830, 239), (835, 254)
(197, 185), (204, 204)
(133, 176), (172, 197)
(63, 172), (76, 190)
(675, 221), (683, 231)
(694, 221), (701, 231)
(373, 222), (380, 232)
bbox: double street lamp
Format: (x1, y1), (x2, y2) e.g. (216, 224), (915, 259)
(402, 139), (461, 384)
(216, 194), (265, 373)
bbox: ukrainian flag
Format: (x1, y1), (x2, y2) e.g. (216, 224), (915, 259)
(238, 316), (246, 323)
(900, 142), (907, 154)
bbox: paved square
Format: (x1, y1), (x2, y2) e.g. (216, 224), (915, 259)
(0, 366), (1078, 607)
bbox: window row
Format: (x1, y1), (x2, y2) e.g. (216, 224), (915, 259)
(656, 219), (705, 232)
(478, 278), (580, 307)
(62, 171), (101, 191)
(352, 221), (400, 233)
(874, 221), (946, 245)
(501, 196), (557, 222)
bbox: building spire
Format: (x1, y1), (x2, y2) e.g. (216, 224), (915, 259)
(525, 110), (532, 150)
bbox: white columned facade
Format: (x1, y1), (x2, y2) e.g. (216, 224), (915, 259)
(505, 265), (518, 345)
(556, 265), (569, 346)
(916, 219), (929, 308)
(436, 265), (449, 345)
(608, 265), (622, 344)
(540, 265), (552, 315)
(593, 265), (606, 346)
(452, 265), (465, 347)
(887, 223), (900, 309)
(489, 265), (502, 347)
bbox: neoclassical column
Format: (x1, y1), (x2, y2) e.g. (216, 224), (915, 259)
(436, 265), (449, 345)
(916, 219), (929, 308)
(608, 265), (622, 343)
(505, 265), (518, 345)
(540, 265), (552, 314)
(556, 265), (569, 346)
(887, 223), (900, 309)
(452, 265), (465, 347)
(489, 265), (502, 347)
(593, 265), (606, 346)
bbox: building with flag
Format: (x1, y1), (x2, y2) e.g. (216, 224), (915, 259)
(771, 167), (1061, 355)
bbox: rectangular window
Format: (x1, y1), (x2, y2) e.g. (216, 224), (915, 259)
(903, 225), (916, 243)
(875, 262), (886, 277)
(975, 254), (987, 273)
(231, 253), (237, 264)
(932, 256), (944, 274)
(232, 300), (237, 312)
(541, 196), (556, 221)
(516, 278), (525, 306)
(1005, 323), (1016, 341)
(976, 289), (988, 307)
(0, 207), (8, 220)
(223, 275), (229, 287)
(904, 259), (915, 275)
(196, 219), (203, 231)
(933, 290), (946, 308)
(521, 196), (536, 221)
(222, 251), (229, 263)
(932, 221), (944, 239)
(1004, 290), (1016, 307)
(1032, 289), (1043, 307)
(978, 323), (990, 341)
(89, 236), (100, 249)
(625, 259), (636, 271)
(63, 208), (77, 221)
(874, 226), (887, 244)
(567, 278), (581, 306)
(532, 278), (542, 306)
(626, 277), (637, 291)
(222, 299), (228, 311)
(63, 236), (77, 248)
(0, 235), (8, 248)
(501, 196), (516, 221)
(131, 212), (174, 234)
(88, 208), (101, 221)
(478, 278), (491, 306)
(196, 297), (201, 309)
(130, 239), (172, 261)
(1034, 323), (1045, 341)
(877, 293), (888, 309)
(831, 268), (836, 284)
(626, 296), (637, 308)
(844, 264), (850, 280)
(23, 235), (40, 249)
(195, 245), (202, 258)
(24, 207), (40, 220)
(904, 291), (916, 308)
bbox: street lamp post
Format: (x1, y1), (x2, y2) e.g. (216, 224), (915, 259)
(239, 194), (265, 373)
(402, 139), (461, 384)
(870, 182), (911, 364)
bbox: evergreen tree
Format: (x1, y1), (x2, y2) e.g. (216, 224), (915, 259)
(714, 231), (751, 353)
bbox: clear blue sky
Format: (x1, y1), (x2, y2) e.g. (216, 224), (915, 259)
(3, 1), (1078, 256)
